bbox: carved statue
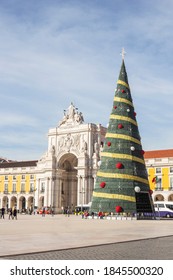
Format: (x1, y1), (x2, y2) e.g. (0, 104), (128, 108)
(50, 145), (55, 155)
(68, 102), (75, 119)
(59, 113), (68, 125)
(64, 134), (74, 151)
(58, 103), (84, 127)
(94, 142), (99, 154)
(81, 140), (87, 152)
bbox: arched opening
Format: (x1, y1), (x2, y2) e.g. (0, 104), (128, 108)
(19, 196), (26, 212)
(2, 196), (8, 209)
(168, 194), (173, 201)
(58, 153), (78, 212)
(28, 196), (34, 211)
(10, 196), (17, 209)
(154, 194), (164, 201)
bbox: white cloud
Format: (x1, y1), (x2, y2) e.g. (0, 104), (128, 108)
(0, 0), (173, 160)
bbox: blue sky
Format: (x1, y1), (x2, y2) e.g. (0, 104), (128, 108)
(0, 0), (173, 160)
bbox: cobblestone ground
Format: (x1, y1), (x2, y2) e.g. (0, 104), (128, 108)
(1, 236), (173, 260)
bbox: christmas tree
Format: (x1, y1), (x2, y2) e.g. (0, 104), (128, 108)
(91, 50), (153, 215)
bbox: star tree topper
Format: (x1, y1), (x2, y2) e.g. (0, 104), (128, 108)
(120, 47), (126, 60)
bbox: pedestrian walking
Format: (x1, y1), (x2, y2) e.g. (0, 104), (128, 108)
(1, 207), (5, 219)
(42, 207), (45, 217)
(9, 208), (13, 220)
(51, 207), (54, 217)
(67, 208), (70, 217)
(13, 207), (17, 220)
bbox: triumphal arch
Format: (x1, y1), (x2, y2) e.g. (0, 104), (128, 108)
(35, 103), (106, 213)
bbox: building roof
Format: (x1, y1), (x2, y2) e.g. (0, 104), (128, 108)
(144, 149), (173, 159)
(0, 157), (14, 163)
(0, 160), (38, 168)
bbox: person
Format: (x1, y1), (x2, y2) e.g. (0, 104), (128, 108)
(67, 208), (70, 217)
(51, 207), (54, 217)
(1, 207), (5, 219)
(84, 211), (89, 219)
(29, 207), (32, 215)
(9, 208), (13, 220)
(13, 207), (17, 220)
(42, 207), (45, 217)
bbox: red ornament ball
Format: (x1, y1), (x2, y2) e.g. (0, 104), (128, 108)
(121, 89), (126, 93)
(100, 182), (106, 188)
(114, 105), (117, 109)
(118, 123), (124, 129)
(141, 150), (145, 155)
(115, 206), (123, 213)
(107, 141), (111, 146)
(134, 112), (137, 116)
(116, 162), (124, 169)
(149, 190), (153, 195)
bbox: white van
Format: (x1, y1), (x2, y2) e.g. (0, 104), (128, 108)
(154, 202), (173, 218)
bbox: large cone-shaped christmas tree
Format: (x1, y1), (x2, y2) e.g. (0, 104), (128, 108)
(91, 54), (154, 215)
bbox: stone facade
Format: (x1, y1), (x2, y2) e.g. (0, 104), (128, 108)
(0, 103), (106, 213)
(35, 103), (106, 213)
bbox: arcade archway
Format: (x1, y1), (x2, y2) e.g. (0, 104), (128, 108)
(168, 194), (173, 201)
(2, 196), (8, 209)
(10, 196), (17, 209)
(28, 196), (34, 210)
(57, 153), (78, 212)
(19, 196), (26, 210)
(154, 194), (164, 201)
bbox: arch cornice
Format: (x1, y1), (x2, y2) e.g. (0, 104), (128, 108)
(56, 150), (79, 163)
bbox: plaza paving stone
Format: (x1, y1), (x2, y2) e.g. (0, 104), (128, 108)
(0, 214), (173, 259)
(1, 236), (173, 260)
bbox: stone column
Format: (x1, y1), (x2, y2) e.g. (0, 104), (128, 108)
(46, 177), (50, 207)
(79, 176), (85, 207)
(51, 177), (55, 209)
(35, 179), (40, 208)
(87, 175), (94, 203)
(17, 195), (20, 210)
(77, 175), (81, 206)
(48, 177), (52, 207)
(53, 174), (62, 213)
(57, 177), (61, 208)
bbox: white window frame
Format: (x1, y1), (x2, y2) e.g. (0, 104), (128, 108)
(156, 167), (161, 174)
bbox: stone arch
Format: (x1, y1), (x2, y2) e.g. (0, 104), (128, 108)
(28, 196), (34, 210)
(2, 196), (8, 209)
(57, 153), (78, 212)
(57, 152), (78, 169)
(10, 196), (17, 209)
(168, 193), (173, 201)
(19, 196), (26, 211)
(154, 194), (164, 201)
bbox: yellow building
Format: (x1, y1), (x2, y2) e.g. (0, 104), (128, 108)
(0, 160), (37, 212)
(145, 149), (173, 201)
